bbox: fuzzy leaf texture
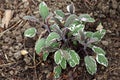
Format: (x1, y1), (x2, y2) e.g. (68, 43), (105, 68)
(39, 2), (49, 20)
(68, 50), (80, 67)
(84, 56), (97, 75)
(24, 27), (36, 38)
(55, 10), (65, 18)
(92, 46), (106, 55)
(46, 32), (60, 47)
(79, 14), (95, 22)
(54, 66), (62, 78)
(54, 50), (63, 65)
(96, 54), (108, 67)
(92, 29), (106, 41)
(35, 38), (46, 54)
(60, 58), (67, 69)
(43, 52), (49, 61)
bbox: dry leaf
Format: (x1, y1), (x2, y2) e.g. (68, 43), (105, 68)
(21, 50), (28, 55)
(96, 23), (103, 30)
(1, 10), (13, 28)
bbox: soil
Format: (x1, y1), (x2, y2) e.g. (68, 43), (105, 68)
(0, 0), (120, 80)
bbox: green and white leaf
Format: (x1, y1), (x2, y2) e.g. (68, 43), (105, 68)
(64, 14), (77, 27)
(92, 29), (106, 41)
(24, 27), (36, 38)
(84, 56), (97, 75)
(54, 50), (63, 65)
(54, 66), (62, 78)
(60, 58), (67, 69)
(46, 32), (60, 47)
(85, 31), (94, 38)
(69, 22), (84, 35)
(39, 2), (49, 20)
(96, 54), (108, 67)
(43, 52), (49, 61)
(55, 10), (65, 18)
(35, 38), (46, 54)
(79, 14), (95, 22)
(68, 59), (76, 67)
(69, 50), (80, 64)
(92, 46), (106, 55)
(68, 50), (80, 67)
(60, 50), (71, 60)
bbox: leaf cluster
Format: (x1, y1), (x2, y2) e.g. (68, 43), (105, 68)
(24, 2), (108, 78)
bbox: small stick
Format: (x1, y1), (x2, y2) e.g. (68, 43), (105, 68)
(0, 62), (16, 67)
(0, 20), (22, 38)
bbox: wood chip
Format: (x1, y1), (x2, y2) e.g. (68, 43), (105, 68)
(1, 10), (13, 28)
(96, 23), (103, 30)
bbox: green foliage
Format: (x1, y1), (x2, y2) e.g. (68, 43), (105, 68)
(24, 2), (108, 78)
(24, 27), (36, 38)
(84, 56), (97, 75)
(39, 2), (49, 20)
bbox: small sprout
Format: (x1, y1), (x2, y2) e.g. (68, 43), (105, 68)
(67, 3), (75, 14)
(24, 27), (36, 38)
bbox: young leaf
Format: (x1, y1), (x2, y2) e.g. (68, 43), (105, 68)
(84, 56), (97, 75)
(39, 2), (49, 20)
(77, 30), (85, 41)
(23, 16), (39, 22)
(67, 3), (75, 14)
(68, 21), (84, 35)
(68, 59), (76, 67)
(54, 66), (62, 78)
(92, 46), (106, 55)
(60, 58), (67, 69)
(59, 50), (71, 61)
(35, 38), (46, 54)
(64, 14), (77, 27)
(79, 14), (95, 22)
(24, 27), (36, 38)
(96, 54), (108, 67)
(92, 29), (106, 41)
(69, 50), (80, 64)
(50, 24), (62, 34)
(43, 52), (49, 61)
(85, 31), (94, 38)
(46, 32), (60, 46)
(68, 50), (80, 67)
(54, 50), (63, 65)
(55, 10), (65, 18)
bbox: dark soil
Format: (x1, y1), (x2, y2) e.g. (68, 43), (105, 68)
(0, 0), (120, 80)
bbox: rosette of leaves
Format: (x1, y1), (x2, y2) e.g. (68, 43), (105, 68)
(24, 1), (108, 78)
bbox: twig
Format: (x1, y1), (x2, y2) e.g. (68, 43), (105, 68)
(0, 62), (16, 67)
(38, 29), (47, 39)
(0, 20), (22, 38)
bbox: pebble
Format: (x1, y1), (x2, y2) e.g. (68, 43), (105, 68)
(101, 41), (109, 46)
(14, 52), (22, 60)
